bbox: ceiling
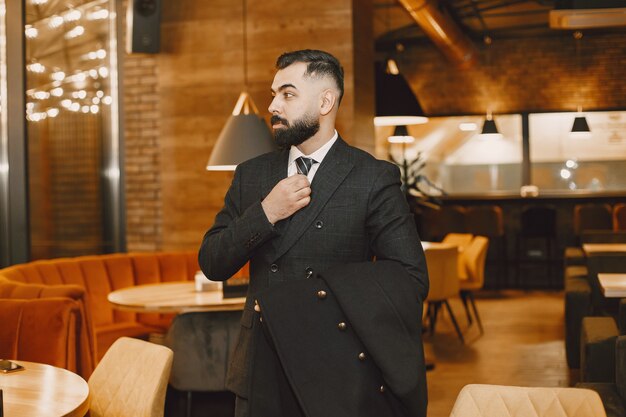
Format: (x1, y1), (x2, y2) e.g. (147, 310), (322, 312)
(374, 0), (626, 51)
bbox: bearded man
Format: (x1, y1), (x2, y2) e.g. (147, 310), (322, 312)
(199, 49), (428, 417)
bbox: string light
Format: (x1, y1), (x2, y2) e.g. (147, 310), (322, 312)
(27, 63), (45, 73)
(65, 25), (85, 39)
(24, 3), (115, 124)
(50, 87), (64, 97)
(87, 9), (109, 20)
(33, 91), (50, 100)
(51, 70), (66, 81)
(63, 9), (82, 22)
(49, 15), (64, 28)
(46, 108), (60, 117)
(25, 25), (38, 38)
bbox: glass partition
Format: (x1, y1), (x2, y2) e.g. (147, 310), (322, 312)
(529, 111), (626, 193)
(380, 114), (523, 195)
(25, 0), (118, 259)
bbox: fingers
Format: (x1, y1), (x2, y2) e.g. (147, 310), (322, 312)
(254, 299), (261, 312)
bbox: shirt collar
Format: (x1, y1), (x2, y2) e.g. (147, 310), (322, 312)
(288, 130), (339, 166)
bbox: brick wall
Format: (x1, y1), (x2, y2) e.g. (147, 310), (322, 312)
(122, 52), (162, 251)
(398, 32), (626, 116)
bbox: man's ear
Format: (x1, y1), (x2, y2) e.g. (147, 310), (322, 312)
(320, 89), (337, 116)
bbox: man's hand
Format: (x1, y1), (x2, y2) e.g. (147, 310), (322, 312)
(261, 174), (311, 224)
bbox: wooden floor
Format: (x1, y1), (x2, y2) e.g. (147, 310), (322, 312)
(165, 290), (570, 417)
(425, 290), (569, 417)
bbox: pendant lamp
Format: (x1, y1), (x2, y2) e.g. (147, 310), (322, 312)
(374, 60), (428, 127)
(479, 36), (502, 140)
(206, 0), (276, 171)
(570, 31), (591, 139)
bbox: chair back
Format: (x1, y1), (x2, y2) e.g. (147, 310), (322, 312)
(449, 384), (607, 417)
(0, 298), (79, 371)
(442, 233), (474, 252)
(88, 337), (173, 417)
(441, 205), (468, 235)
(614, 203), (626, 231)
(581, 230), (626, 244)
(425, 245), (459, 301)
(443, 233), (475, 280)
(466, 206), (504, 238)
(574, 203), (613, 235)
(463, 236), (489, 288)
(520, 205), (557, 238)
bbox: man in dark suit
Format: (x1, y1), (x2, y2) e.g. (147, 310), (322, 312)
(199, 49), (428, 417)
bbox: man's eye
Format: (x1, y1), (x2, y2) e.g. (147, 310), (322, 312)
(284, 92), (294, 98)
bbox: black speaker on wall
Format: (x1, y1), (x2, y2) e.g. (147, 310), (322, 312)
(126, 0), (162, 54)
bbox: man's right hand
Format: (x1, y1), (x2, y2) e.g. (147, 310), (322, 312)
(261, 174), (311, 225)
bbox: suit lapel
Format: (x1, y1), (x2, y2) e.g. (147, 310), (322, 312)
(274, 138), (354, 260)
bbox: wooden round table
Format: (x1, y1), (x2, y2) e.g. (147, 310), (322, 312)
(107, 281), (246, 313)
(0, 361), (89, 417)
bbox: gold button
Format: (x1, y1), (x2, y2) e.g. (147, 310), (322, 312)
(379, 385), (385, 393)
(358, 352), (366, 361)
(317, 290), (327, 299)
(338, 322), (347, 331)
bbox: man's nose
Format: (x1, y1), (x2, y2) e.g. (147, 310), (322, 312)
(268, 97), (280, 115)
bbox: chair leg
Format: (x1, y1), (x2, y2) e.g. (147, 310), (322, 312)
(428, 302), (441, 336)
(443, 300), (464, 343)
(460, 291), (473, 325)
(467, 291), (484, 334)
(185, 391), (192, 417)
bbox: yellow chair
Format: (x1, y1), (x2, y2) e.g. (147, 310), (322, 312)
(459, 236), (489, 334)
(425, 245), (463, 343)
(443, 233), (474, 280)
(88, 337), (174, 417)
(449, 384), (607, 417)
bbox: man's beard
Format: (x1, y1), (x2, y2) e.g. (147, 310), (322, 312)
(271, 113), (320, 150)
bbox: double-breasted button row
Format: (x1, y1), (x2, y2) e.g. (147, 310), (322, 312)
(358, 352), (366, 361)
(270, 264), (279, 273)
(314, 220), (324, 229)
(338, 322), (347, 331)
(245, 232), (262, 248)
(317, 290), (327, 299)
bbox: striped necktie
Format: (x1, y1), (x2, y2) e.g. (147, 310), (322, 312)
(295, 156), (316, 176)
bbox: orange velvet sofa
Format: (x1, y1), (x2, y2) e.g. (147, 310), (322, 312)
(0, 251), (199, 378)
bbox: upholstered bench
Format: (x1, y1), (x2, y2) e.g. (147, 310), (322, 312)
(0, 251), (199, 377)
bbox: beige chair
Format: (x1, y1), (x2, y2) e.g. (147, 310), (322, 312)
(88, 337), (174, 417)
(450, 384), (607, 417)
(459, 236), (489, 334)
(425, 245), (463, 343)
(443, 233), (475, 280)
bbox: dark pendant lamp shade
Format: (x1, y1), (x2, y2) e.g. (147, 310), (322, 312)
(206, 92), (277, 171)
(374, 62), (428, 126)
(479, 116), (503, 139)
(570, 115), (591, 139)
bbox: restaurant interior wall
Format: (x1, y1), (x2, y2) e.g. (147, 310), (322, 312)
(122, 0), (376, 251)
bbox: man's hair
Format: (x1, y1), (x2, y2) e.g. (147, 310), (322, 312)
(276, 49), (344, 105)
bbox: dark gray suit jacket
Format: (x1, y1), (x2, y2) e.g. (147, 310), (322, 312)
(198, 137), (428, 397)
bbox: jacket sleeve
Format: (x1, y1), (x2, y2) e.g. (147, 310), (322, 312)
(366, 162), (429, 300)
(198, 164), (278, 281)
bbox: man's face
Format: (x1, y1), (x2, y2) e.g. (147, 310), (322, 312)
(269, 62), (321, 149)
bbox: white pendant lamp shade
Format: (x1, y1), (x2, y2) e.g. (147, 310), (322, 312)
(206, 92), (276, 171)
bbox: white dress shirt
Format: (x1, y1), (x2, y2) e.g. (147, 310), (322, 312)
(287, 130), (338, 182)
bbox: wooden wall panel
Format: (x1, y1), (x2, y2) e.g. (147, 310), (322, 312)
(156, 0), (375, 250)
